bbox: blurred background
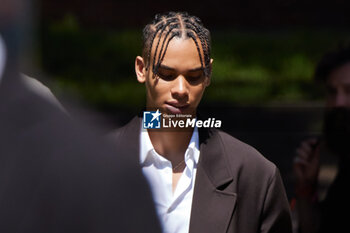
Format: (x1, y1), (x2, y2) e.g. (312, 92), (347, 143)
(26, 0), (350, 199)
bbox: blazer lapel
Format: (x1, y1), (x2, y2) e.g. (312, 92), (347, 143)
(189, 128), (237, 233)
(113, 116), (142, 164)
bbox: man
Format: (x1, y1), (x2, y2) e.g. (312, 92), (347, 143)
(111, 11), (292, 233)
(293, 44), (350, 233)
(0, 0), (161, 232)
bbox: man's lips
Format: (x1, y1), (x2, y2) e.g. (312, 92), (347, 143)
(165, 102), (190, 114)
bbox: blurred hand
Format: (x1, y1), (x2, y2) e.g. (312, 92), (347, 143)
(293, 138), (320, 199)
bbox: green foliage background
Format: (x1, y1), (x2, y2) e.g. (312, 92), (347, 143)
(40, 14), (350, 112)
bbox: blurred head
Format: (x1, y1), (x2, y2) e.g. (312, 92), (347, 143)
(0, 0), (34, 72)
(315, 44), (350, 108)
(317, 44), (350, 158)
(0, 0), (24, 28)
(135, 12), (212, 115)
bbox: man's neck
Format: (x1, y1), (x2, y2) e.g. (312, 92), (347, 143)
(148, 127), (194, 165)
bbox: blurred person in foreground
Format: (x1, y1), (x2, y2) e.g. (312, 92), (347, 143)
(0, 0), (161, 232)
(110, 11), (292, 233)
(293, 44), (350, 233)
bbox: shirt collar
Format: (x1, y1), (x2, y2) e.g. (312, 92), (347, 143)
(139, 123), (200, 165)
(187, 126), (200, 164)
(0, 34), (6, 85)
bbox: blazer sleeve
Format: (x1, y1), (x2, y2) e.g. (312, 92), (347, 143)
(260, 167), (293, 233)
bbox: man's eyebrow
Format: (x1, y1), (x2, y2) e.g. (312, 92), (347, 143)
(158, 65), (204, 72)
(158, 65), (175, 71)
(188, 67), (204, 72)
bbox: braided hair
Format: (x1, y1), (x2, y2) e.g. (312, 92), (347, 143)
(142, 11), (211, 78)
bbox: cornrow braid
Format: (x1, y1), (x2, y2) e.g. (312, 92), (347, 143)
(154, 30), (180, 74)
(187, 30), (205, 70)
(182, 21), (210, 76)
(142, 11), (211, 77)
(153, 22), (179, 74)
(184, 18), (211, 75)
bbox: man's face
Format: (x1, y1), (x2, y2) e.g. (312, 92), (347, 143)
(326, 62), (350, 108)
(138, 37), (211, 115)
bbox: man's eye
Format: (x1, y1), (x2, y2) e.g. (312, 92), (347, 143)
(158, 73), (175, 81)
(187, 75), (201, 81)
(186, 74), (204, 83)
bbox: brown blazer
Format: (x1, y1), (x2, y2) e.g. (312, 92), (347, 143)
(111, 116), (292, 233)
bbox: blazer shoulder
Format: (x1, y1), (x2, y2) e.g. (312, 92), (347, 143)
(214, 129), (277, 174)
(107, 116), (141, 143)
(108, 123), (127, 140)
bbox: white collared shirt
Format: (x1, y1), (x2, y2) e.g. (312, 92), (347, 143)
(0, 35), (6, 84)
(140, 125), (200, 233)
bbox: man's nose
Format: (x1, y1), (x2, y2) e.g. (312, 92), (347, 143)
(171, 75), (189, 99)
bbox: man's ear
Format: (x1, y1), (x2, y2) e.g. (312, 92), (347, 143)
(135, 56), (146, 83)
(205, 58), (213, 87)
